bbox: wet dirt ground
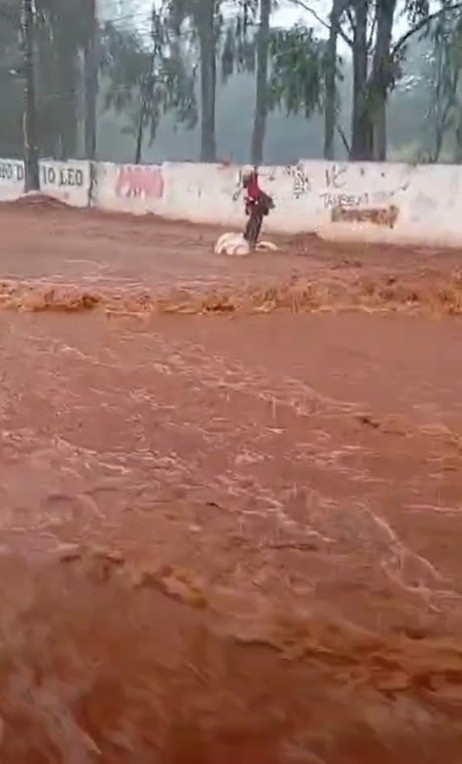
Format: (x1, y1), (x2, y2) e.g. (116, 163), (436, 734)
(1, 202), (462, 762)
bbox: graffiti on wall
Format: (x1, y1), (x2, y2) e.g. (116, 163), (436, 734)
(320, 165), (399, 227)
(321, 191), (368, 210)
(115, 165), (164, 199)
(0, 159), (85, 187)
(325, 163), (346, 189)
(285, 163), (311, 198)
(0, 160), (24, 183)
(231, 163), (310, 201)
(43, 164), (85, 187)
(331, 204), (399, 228)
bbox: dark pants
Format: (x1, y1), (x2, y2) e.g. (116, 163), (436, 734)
(244, 204), (264, 248)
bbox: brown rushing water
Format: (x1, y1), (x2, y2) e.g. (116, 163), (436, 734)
(1, 201), (462, 763)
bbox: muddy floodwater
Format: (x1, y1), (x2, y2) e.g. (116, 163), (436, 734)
(1, 202), (462, 763)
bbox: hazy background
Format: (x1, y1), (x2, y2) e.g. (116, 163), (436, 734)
(97, 0), (432, 164)
(0, 0), (453, 165)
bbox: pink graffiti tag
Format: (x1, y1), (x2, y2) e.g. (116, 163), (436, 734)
(115, 165), (164, 199)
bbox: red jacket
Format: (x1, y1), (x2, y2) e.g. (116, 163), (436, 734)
(245, 172), (261, 204)
(244, 172), (262, 215)
(243, 171), (274, 216)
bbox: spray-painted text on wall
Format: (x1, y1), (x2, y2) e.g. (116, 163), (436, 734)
(0, 160), (85, 188)
(115, 165), (164, 199)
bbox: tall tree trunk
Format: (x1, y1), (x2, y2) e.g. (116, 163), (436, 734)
(135, 125), (143, 164)
(251, 0), (271, 166)
(350, 0), (371, 160)
(84, 0), (98, 160)
(22, 0), (40, 191)
(370, 0), (396, 160)
(35, 12), (59, 158)
(454, 107), (462, 163)
(198, 0), (217, 162)
(324, 0), (342, 159)
(134, 98), (145, 164)
(134, 9), (159, 166)
(372, 96), (387, 160)
(57, 46), (78, 159)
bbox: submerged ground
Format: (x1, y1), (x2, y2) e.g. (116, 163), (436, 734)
(0, 201), (462, 763)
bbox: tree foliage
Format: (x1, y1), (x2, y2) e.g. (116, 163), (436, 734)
(164, 0), (224, 160)
(0, 0), (198, 161)
(0, 0), (23, 156)
(3, 0), (462, 163)
(425, 8), (462, 160)
(268, 26), (328, 118)
(221, 3), (257, 83)
(101, 9), (197, 162)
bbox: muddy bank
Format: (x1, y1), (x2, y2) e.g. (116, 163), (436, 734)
(0, 270), (462, 316)
(1, 204), (462, 317)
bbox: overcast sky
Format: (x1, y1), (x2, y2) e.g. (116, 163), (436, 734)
(100, 0), (411, 53)
(101, 0), (332, 35)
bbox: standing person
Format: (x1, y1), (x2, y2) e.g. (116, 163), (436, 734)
(241, 166), (274, 249)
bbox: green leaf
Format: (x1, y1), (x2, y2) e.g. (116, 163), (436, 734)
(268, 24), (325, 117)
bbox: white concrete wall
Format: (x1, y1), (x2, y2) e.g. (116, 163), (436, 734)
(0, 159), (90, 207)
(2, 155), (462, 248)
(0, 158), (24, 201)
(292, 160), (462, 247)
(94, 159), (462, 247)
(96, 162), (166, 215)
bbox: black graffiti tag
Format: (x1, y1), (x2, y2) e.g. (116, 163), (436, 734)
(0, 161), (24, 182)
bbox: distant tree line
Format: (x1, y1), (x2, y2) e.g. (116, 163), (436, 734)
(1, 0), (462, 185)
